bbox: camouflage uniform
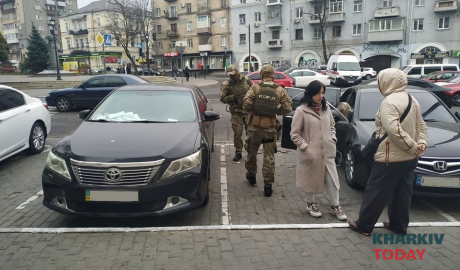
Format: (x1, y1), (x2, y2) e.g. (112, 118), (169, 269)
(220, 66), (252, 155)
(243, 64), (292, 187)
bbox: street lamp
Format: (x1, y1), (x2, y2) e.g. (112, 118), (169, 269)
(145, 35), (150, 73)
(48, 18), (62, 80)
(86, 41), (92, 75)
(240, 23), (251, 73)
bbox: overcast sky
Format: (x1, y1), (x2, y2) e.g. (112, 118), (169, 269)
(78, 0), (96, 9)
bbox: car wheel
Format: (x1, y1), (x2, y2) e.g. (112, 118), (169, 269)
(365, 74), (372, 80)
(344, 144), (359, 188)
(56, 96), (73, 112)
(453, 93), (460, 106)
(26, 122), (46, 154)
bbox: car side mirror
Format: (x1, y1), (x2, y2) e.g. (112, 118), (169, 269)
(361, 68), (364, 72)
(455, 111), (460, 120)
(79, 109), (91, 120)
(204, 111), (220, 122)
(333, 67), (337, 72)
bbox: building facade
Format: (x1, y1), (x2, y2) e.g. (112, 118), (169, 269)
(0, 0), (77, 66)
(153, 0), (232, 71)
(231, 0), (460, 73)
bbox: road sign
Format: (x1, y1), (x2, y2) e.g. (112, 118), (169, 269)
(136, 42), (142, 48)
(104, 34), (112, 46)
(178, 46), (186, 55)
(96, 33), (104, 46)
(454, 50), (460, 58)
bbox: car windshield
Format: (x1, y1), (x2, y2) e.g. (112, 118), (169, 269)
(249, 73), (261, 80)
(421, 72), (438, 78)
(89, 90), (197, 123)
(360, 78), (378, 85)
(445, 75), (460, 83)
(359, 91), (457, 123)
(338, 62), (361, 71)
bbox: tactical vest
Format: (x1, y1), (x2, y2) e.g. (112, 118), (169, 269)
(230, 78), (250, 109)
(253, 83), (279, 117)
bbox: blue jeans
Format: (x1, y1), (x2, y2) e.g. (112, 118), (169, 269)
(173, 73), (177, 80)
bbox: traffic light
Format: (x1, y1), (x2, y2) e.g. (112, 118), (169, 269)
(152, 32), (157, 41)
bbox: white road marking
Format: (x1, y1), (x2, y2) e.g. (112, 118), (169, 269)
(0, 222), (458, 234)
(15, 190), (44, 210)
(421, 200), (458, 222)
(220, 144), (230, 225)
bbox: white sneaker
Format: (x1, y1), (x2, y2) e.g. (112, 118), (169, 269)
(330, 205), (347, 221)
(306, 202), (322, 218)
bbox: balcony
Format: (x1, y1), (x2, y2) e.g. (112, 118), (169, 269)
(434, 0), (458, 12)
(1, 16), (16, 23)
(165, 12), (177, 20)
(7, 38), (19, 44)
(199, 44), (212, 52)
(267, 0), (282, 6)
(46, 8), (56, 16)
(167, 30), (179, 37)
(197, 27), (211, 34)
(266, 17), (282, 27)
(46, 0), (66, 7)
(308, 12), (345, 24)
(164, 0), (176, 2)
(1, 6), (16, 14)
(368, 29), (404, 42)
(69, 29), (88, 35)
(3, 27), (18, 34)
(374, 6), (400, 18)
(267, 39), (283, 49)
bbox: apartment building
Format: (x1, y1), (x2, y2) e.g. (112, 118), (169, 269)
(231, 0), (460, 73)
(153, 0), (231, 71)
(0, 0), (77, 66)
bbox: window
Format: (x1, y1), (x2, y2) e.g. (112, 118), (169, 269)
(383, 0), (393, 7)
(221, 36), (227, 46)
(156, 8), (161, 17)
(239, 14), (246, 24)
(38, 25), (44, 31)
(353, 24), (362, 35)
(188, 39), (193, 48)
(424, 66), (442, 74)
(369, 18), (404, 31)
(221, 0), (227, 9)
(106, 77), (126, 87)
(329, 0), (343, 13)
(75, 39), (79, 48)
(67, 40), (71, 49)
(221, 17), (227, 27)
(35, 5), (41, 10)
(241, 0), (246, 3)
(198, 34), (210, 45)
(86, 78), (106, 88)
(0, 89), (25, 112)
(439, 1), (454, 8)
(408, 67), (422, 75)
(187, 21), (192, 31)
(413, 19), (423, 31)
(439, 17), (449, 29)
(295, 29), (303, 40)
(333, 26), (341, 37)
(314, 28), (321, 38)
(414, 0), (425, 6)
(254, 32), (261, 43)
(186, 3), (192, 13)
(272, 30), (280, 39)
(254, 12), (261, 22)
(354, 0), (363, 12)
(197, 16), (210, 28)
(240, 34), (246, 44)
(36, 15), (43, 20)
(295, 7), (303, 18)
(158, 42), (163, 51)
(65, 22), (69, 32)
(157, 25), (162, 34)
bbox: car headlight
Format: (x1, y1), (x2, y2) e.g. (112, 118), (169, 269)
(46, 151), (71, 181)
(160, 149), (202, 181)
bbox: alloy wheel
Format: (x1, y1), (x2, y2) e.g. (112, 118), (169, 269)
(365, 74), (372, 80)
(453, 93), (460, 106)
(32, 125), (45, 150)
(345, 147), (354, 182)
(57, 98), (69, 111)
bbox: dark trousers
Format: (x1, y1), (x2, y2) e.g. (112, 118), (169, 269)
(355, 159), (418, 234)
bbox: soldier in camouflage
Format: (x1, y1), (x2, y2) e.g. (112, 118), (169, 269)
(243, 64), (292, 197)
(220, 65), (253, 161)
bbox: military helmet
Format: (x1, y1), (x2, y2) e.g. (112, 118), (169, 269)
(227, 64), (238, 75)
(260, 64), (275, 80)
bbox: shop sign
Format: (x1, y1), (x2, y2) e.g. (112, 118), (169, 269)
(163, 52), (179, 57)
(453, 50), (460, 58)
(410, 51), (450, 59)
(200, 52), (208, 56)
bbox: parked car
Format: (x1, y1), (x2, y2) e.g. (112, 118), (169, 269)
(275, 67), (291, 72)
(326, 55), (363, 86)
(435, 74), (460, 86)
(142, 68), (166, 76)
(0, 86), (51, 162)
(42, 84), (220, 216)
(45, 75), (150, 112)
(361, 67), (377, 80)
(422, 71), (460, 83)
(361, 77), (453, 108)
(442, 83), (460, 106)
(401, 64), (459, 78)
(247, 71), (295, 87)
(281, 85), (460, 194)
(289, 69), (330, 88)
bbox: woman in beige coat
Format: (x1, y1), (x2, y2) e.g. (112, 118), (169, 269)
(290, 80), (346, 221)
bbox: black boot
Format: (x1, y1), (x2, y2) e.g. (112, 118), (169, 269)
(233, 153), (242, 161)
(264, 185), (273, 197)
(246, 172), (256, 185)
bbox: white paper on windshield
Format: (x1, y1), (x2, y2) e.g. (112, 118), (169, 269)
(95, 111), (146, 121)
(167, 118), (178, 122)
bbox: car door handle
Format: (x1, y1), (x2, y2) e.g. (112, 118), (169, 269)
(25, 109), (31, 113)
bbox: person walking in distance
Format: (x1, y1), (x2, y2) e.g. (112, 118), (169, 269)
(220, 65), (252, 161)
(290, 80), (347, 221)
(348, 68), (428, 236)
(243, 64), (292, 197)
(184, 66), (190, 82)
(172, 65), (178, 81)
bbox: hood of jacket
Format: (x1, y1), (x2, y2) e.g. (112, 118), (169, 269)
(378, 68), (407, 97)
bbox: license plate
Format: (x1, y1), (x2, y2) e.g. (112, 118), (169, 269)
(348, 81), (354, 84)
(416, 175), (460, 188)
(85, 190), (139, 202)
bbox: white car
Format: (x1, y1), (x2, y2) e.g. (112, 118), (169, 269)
(361, 67), (377, 80)
(0, 86), (51, 162)
(289, 70), (331, 88)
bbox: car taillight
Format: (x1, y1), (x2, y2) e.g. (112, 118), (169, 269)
(43, 102), (49, 111)
(444, 90), (453, 96)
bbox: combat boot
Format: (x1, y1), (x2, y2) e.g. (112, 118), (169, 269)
(246, 172), (256, 185)
(264, 185), (273, 197)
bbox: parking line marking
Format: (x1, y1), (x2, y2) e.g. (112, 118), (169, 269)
(421, 200), (458, 222)
(220, 144), (230, 225)
(15, 190), (44, 210)
(0, 222), (458, 234)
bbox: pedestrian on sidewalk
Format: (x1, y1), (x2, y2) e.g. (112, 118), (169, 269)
(290, 80), (347, 221)
(348, 68), (428, 236)
(220, 65), (252, 161)
(172, 65), (178, 80)
(243, 64), (292, 197)
(184, 66), (190, 82)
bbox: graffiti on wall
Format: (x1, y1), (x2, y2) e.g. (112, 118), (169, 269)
(299, 58), (318, 67)
(363, 42), (407, 54)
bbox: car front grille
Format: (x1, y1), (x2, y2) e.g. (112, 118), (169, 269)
(417, 157), (460, 175)
(70, 159), (165, 186)
(66, 200), (167, 213)
(343, 76), (358, 81)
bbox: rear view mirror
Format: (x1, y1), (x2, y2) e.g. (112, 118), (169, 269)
(204, 111), (220, 122)
(79, 109), (91, 120)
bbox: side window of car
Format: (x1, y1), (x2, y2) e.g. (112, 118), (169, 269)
(193, 88), (205, 115)
(0, 89), (24, 112)
(443, 66), (458, 71)
(305, 71), (315, 76)
(86, 78), (106, 88)
(106, 77), (127, 87)
(439, 73), (452, 79)
(274, 73), (283, 79)
(424, 66), (441, 74)
(340, 89), (353, 103)
(408, 67), (421, 75)
(249, 73), (260, 80)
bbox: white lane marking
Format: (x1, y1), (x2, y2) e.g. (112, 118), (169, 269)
(421, 200), (458, 222)
(0, 222), (459, 234)
(15, 190), (44, 210)
(220, 144), (230, 225)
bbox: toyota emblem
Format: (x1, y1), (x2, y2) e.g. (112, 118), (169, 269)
(433, 161), (447, 171)
(105, 168), (122, 183)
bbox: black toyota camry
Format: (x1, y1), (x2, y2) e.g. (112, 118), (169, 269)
(42, 84), (220, 216)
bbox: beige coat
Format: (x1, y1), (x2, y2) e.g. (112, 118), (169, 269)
(290, 104), (340, 193)
(374, 68), (428, 163)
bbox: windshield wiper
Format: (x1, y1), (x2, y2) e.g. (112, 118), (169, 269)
(129, 120), (166, 123)
(360, 118), (375, 121)
(87, 119), (110, 122)
(424, 119), (439, 122)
